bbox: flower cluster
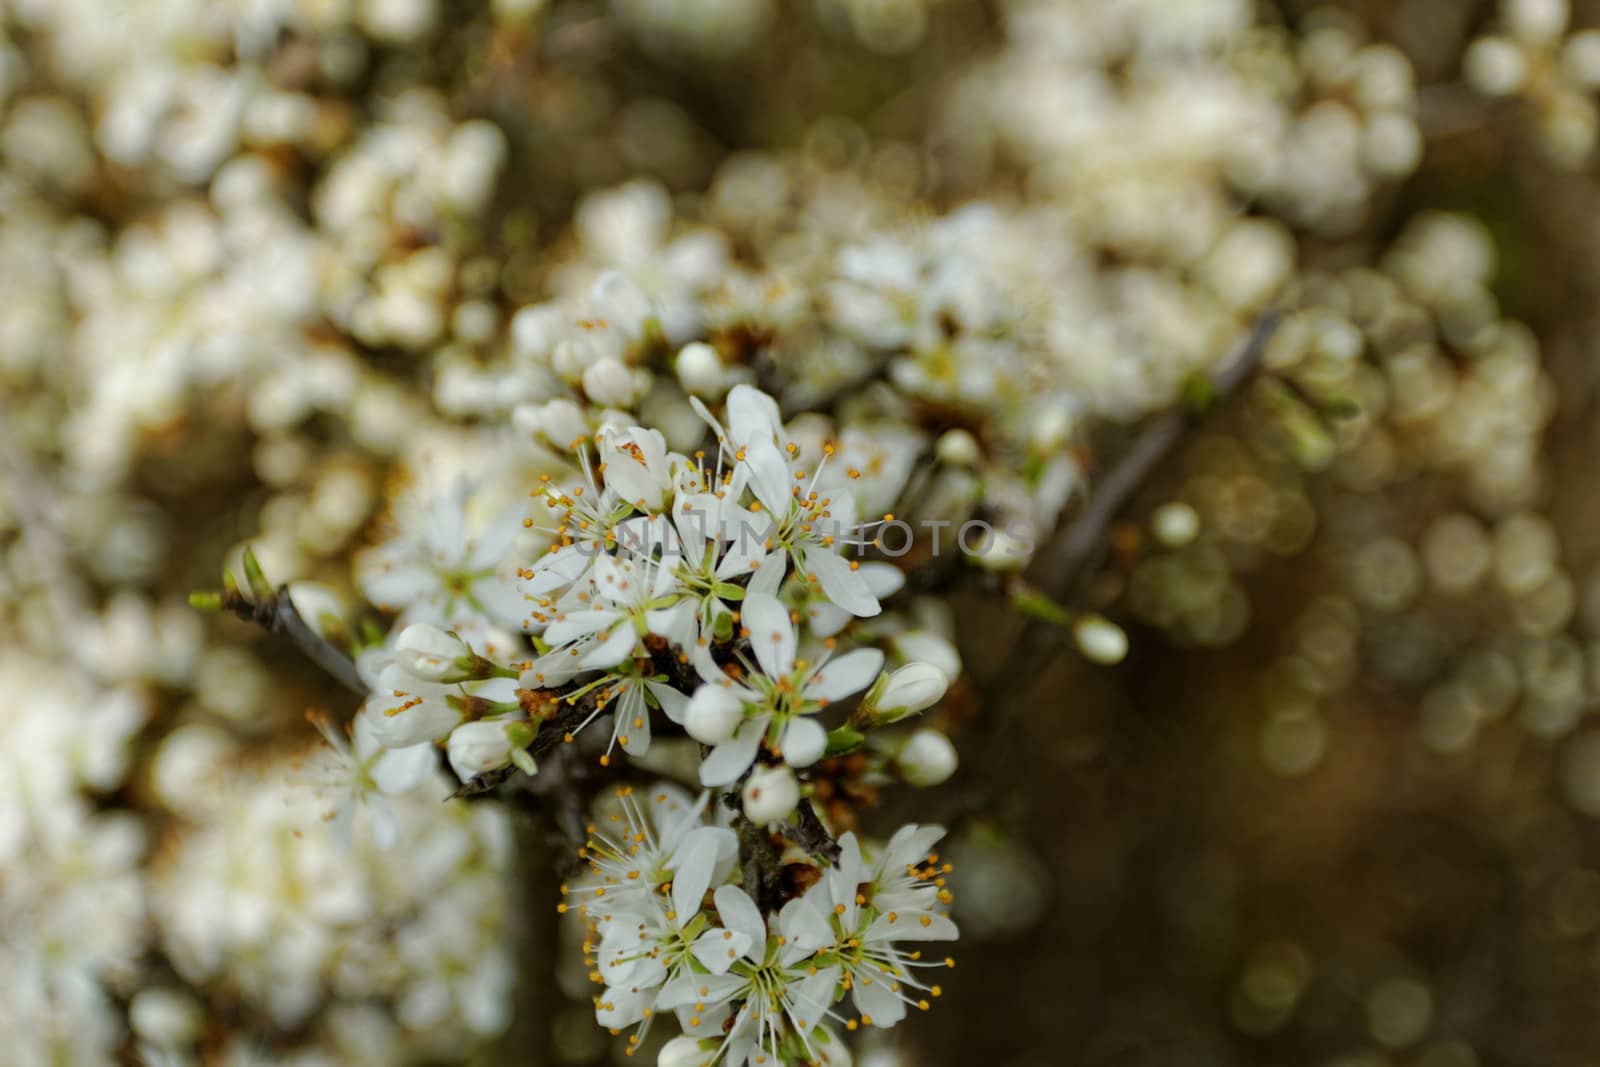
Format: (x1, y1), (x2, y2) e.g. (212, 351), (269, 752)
(567, 787), (956, 1065)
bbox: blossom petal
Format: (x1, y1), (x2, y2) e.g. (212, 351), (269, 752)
(670, 825), (726, 919)
(780, 717), (826, 767)
(646, 680), (691, 724)
(803, 546), (881, 618)
(691, 926), (754, 976)
(740, 593), (796, 679)
(698, 716), (767, 786)
(806, 648), (884, 703)
(712, 885), (767, 962)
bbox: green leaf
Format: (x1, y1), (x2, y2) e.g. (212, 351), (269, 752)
(1010, 583), (1073, 627)
(241, 547), (274, 601)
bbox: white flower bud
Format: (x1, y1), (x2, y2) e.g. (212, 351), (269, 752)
(895, 728), (959, 788)
(876, 662), (949, 717)
(1073, 615), (1129, 665)
(676, 341), (726, 396)
(658, 1036), (713, 1067)
(890, 629), (963, 681)
(130, 988), (203, 1048)
(686, 685), (745, 745)
(1506, 0), (1568, 46)
(742, 764), (799, 825)
(1463, 37), (1527, 97)
(396, 623), (473, 682)
(582, 356), (637, 407)
(1151, 502), (1200, 548)
(971, 528), (1031, 571)
(513, 398), (589, 449)
(447, 719), (519, 782)
(935, 427), (981, 466)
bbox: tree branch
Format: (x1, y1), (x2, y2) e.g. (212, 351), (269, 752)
(990, 312), (1280, 690)
(215, 583), (369, 696)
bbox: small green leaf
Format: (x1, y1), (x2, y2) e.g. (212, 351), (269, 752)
(241, 547), (274, 601)
(188, 591), (223, 612)
(1010, 583), (1073, 627)
(824, 725), (866, 758)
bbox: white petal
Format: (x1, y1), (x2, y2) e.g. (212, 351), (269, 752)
(740, 593), (796, 679)
(786, 965), (841, 1034)
(578, 624), (639, 669)
(806, 648), (884, 702)
(865, 910), (959, 942)
(690, 926), (754, 976)
(726, 385), (784, 448)
(780, 717), (826, 767)
(669, 826), (725, 919)
(803, 547), (881, 618)
(371, 742), (436, 794)
(779, 894), (835, 962)
(743, 439), (793, 517)
(850, 967), (906, 1027)
(713, 885), (767, 960)
(697, 716), (766, 786)
(543, 609), (615, 648)
(646, 680), (691, 724)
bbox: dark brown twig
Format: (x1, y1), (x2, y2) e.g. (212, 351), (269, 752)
(786, 799), (843, 863)
(217, 584), (368, 696)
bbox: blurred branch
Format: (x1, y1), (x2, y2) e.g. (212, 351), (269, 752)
(992, 312), (1280, 688)
(195, 557), (368, 696)
(1034, 311), (1279, 599)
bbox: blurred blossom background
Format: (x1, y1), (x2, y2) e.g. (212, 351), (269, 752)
(11, 0), (1600, 1064)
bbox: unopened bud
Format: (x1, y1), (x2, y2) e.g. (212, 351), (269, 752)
(742, 764), (799, 825)
(582, 356), (637, 407)
(659, 1035), (715, 1067)
(447, 719), (523, 782)
(895, 728), (959, 788)
(513, 398), (589, 448)
(1072, 614), (1128, 665)
(396, 623), (489, 682)
(854, 662), (949, 729)
(676, 341), (726, 396)
(686, 685), (745, 745)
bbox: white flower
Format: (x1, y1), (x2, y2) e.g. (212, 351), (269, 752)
(653, 885), (841, 1063)
(513, 397), (590, 449)
(539, 554), (692, 671)
(894, 728), (958, 787)
(741, 764), (799, 824)
(365, 661), (518, 749)
(693, 592), (883, 786)
(598, 424), (673, 512)
(556, 664), (690, 760)
(690, 386), (886, 618)
(356, 478), (525, 627)
(789, 827), (959, 1029)
(396, 623), (474, 682)
(565, 785), (730, 922)
(304, 711), (435, 848)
